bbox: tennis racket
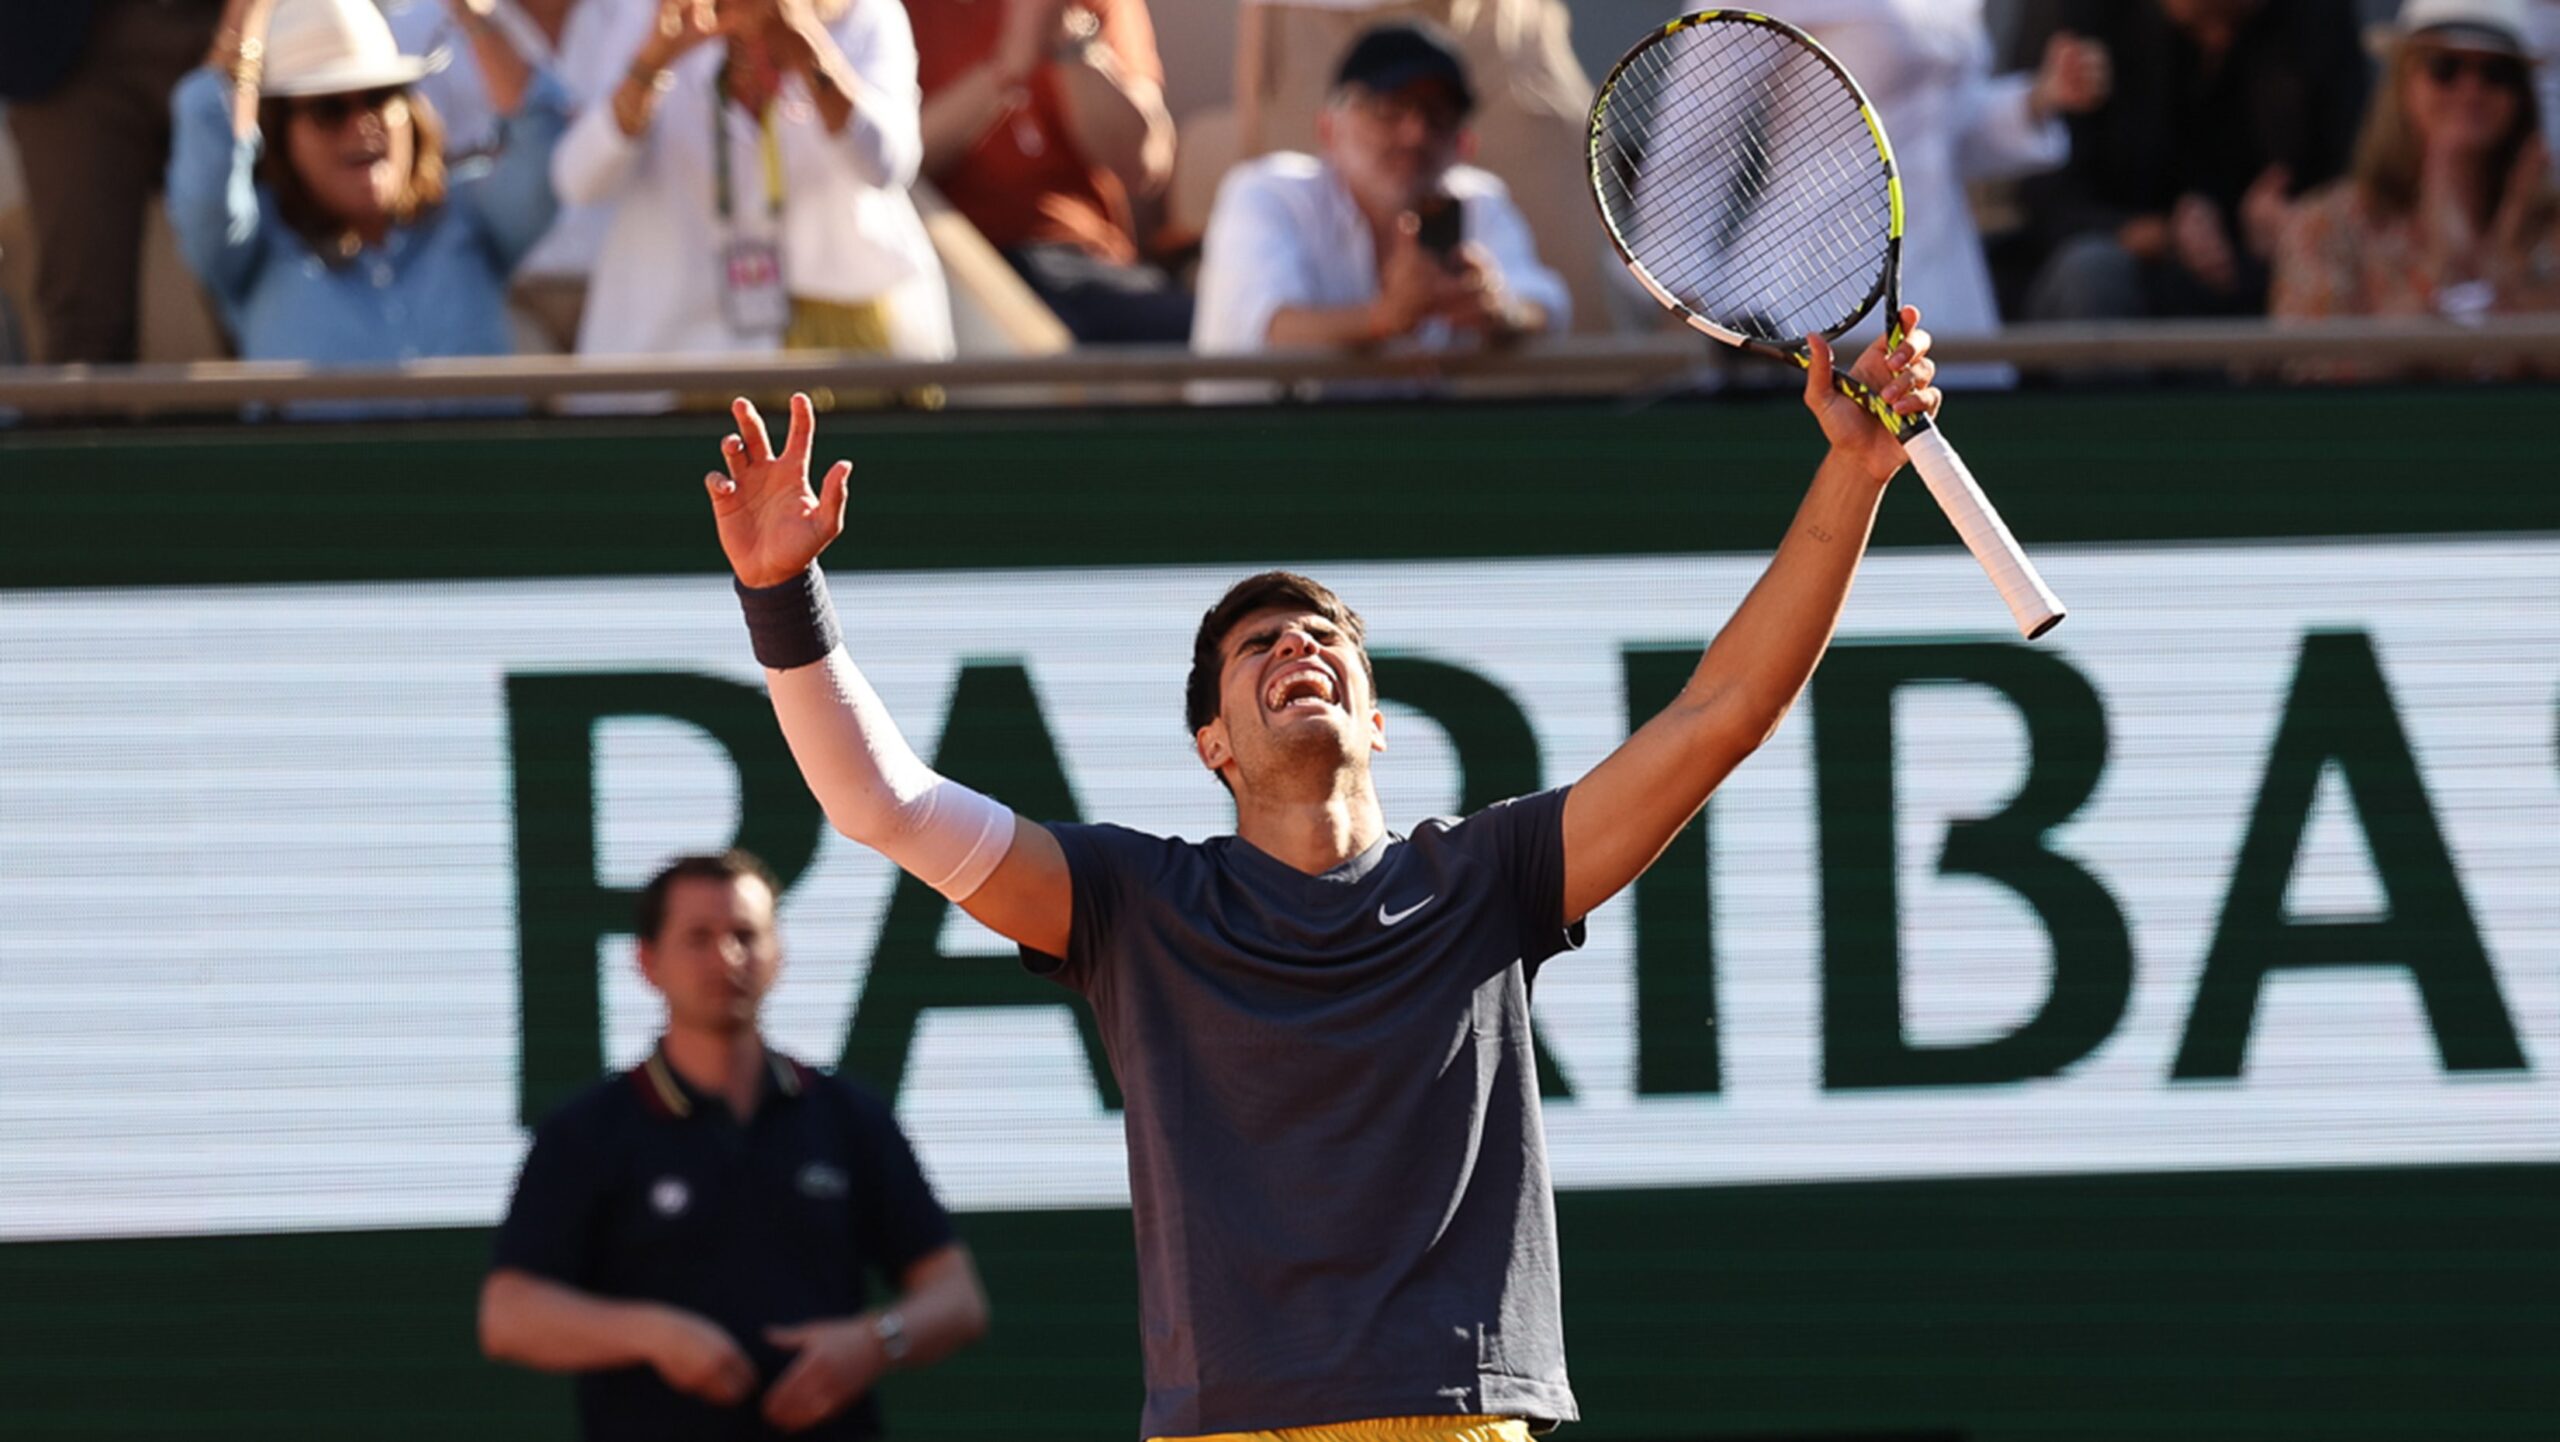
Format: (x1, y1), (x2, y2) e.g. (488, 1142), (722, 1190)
(1587, 10), (2066, 639)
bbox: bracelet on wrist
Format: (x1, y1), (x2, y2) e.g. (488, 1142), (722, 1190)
(873, 1309), (911, 1366)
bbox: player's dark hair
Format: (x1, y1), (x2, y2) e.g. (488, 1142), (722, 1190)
(1184, 571), (1374, 737)
(635, 850), (781, 942)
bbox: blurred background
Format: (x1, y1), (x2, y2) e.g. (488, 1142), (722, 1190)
(1, 1), (2555, 1439)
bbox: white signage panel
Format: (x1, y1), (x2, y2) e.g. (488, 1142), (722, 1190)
(1, 539), (2553, 1240)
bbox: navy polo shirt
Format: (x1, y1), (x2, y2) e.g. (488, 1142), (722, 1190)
(493, 1047), (957, 1442)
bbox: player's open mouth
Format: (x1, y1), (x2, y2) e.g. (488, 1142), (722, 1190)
(1263, 661), (1339, 714)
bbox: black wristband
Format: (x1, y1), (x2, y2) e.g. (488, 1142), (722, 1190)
(735, 565), (842, 670)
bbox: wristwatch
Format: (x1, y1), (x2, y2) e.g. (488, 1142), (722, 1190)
(872, 1308), (911, 1365)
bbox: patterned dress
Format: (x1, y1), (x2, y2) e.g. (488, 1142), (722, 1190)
(2272, 176), (2560, 378)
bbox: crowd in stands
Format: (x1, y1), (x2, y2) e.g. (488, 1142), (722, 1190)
(0, 0), (2554, 394)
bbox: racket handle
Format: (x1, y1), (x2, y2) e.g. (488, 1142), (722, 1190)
(1900, 423), (2067, 639)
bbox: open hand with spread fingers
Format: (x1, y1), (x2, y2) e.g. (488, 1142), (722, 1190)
(706, 393), (852, 589)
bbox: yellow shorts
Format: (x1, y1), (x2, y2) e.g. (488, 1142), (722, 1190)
(1154, 1417), (1531, 1442)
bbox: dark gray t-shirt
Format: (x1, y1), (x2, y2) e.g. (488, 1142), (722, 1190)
(1022, 788), (1585, 1439)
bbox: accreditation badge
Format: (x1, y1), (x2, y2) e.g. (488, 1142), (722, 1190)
(719, 235), (791, 339)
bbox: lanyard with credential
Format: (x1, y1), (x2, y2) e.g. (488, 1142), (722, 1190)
(711, 79), (787, 229)
(712, 77), (792, 336)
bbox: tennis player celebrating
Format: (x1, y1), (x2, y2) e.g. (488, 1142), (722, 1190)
(705, 316), (1938, 1442)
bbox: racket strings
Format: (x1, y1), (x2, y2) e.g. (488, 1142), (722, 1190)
(1592, 21), (1894, 343)
(1602, 32), (1883, 328)
(1614, 41), (1881, 334)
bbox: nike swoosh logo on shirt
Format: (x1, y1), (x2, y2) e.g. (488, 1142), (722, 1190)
(1378, 895), (1436, 927)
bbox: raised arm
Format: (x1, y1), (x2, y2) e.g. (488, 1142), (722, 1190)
(766, 0), (923, 189)
(555, 0), (726, 206)
(447, 0), (535, 118)
(1047, 0), (1174, 200)
(1557, 311), (1941, 924)
(707, 395), (1075, 957)
(453, 66), (570, 272)
(166, 0), (280, 308)
(211, 0), (278, 140)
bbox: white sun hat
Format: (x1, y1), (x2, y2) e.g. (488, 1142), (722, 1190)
(258, 0), (448, 98)
(2393, 0), (2535, 56)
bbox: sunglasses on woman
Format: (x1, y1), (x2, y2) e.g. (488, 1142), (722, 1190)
(2418, 50), (2526, 90)
(293, 86), (409, 127)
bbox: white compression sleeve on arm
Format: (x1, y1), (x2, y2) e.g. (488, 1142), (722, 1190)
(766, 650), (1016, 901)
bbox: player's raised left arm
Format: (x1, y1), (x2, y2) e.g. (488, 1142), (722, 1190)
(709, 395), (1075, 958)
(1558, 311), (1939, 923)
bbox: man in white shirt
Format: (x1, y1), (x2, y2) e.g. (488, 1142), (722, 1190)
(1191, 20), (1568, 392)
(1233, 0), (1617, 336)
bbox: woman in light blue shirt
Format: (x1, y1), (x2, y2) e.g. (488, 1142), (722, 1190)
(168, 0), (567, 372)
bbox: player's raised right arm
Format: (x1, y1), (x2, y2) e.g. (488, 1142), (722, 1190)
(707, 395), (1072, 958)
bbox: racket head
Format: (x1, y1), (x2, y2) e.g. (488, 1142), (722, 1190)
(1587, 11), (1908, 363)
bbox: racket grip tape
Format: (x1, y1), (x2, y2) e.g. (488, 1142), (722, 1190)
(1900, 425), (2067, 639)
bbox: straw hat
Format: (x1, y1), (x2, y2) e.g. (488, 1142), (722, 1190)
(259, 0), (447, 99)
(2391, 0), (2536, 57)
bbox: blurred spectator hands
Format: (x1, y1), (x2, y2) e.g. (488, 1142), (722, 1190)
(2488, 135), (2553, 255)
(2029, 31), (2111, 121)
(1365, 211), (1442, 339)
(1436, 243), (1537, 338)
(647, 0), (729, 65)
(2170, 191), (2240, 293)
(996, 0), (1077, 82)
(1366, 218), (1536, 342)
(2420, 130), (2552, 264)
(2239, 164), (2293, 261)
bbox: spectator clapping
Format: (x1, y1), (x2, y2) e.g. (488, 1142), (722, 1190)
(559, 0), (952, 375)
(908, 0), (1189, 344)
(165, 0), (568, 374)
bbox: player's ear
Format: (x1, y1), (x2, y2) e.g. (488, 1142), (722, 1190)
(633, 939), (664, 992)
(1369, 705), (1387, 754)
(1195, 719), (1230, 771)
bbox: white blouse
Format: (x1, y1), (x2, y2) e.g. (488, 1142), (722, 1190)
(553, 0), (952, 361)
(1743, 0), (2068, 377)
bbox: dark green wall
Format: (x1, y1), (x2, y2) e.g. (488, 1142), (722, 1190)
(2, 1168), (2552, 1441)
(3, 387), (2554, 590)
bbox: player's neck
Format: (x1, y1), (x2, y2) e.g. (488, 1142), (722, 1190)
(1232, 789), (1389, 876)
(660, 1026), (768, 1121)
